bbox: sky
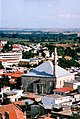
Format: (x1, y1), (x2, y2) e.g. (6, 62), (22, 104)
(0, 0), (80, 29)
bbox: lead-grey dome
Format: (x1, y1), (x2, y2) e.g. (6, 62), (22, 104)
(22, 60), (72, 78)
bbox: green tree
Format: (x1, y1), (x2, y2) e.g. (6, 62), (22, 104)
(15, 77), (21, 89)
(0, 62), (4, 69)
(20, 102), (31, 118)
(2, 98), (11, 105)
(57, 46), (65, 57)
(58, 57), (80, 68)
(64, 47), (78, 59)
(71, 106), (80, 119)
(42, 52), (46, 58)
(22, 51), (35, 59)
(2, 43), (13, 52)
(0, 75), (10, 89)
(76, 47), (80, 52)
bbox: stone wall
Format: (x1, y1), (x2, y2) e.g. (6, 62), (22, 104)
(21, 76), (54, 94)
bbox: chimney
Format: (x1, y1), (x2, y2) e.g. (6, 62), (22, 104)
(54, 48), (58, 89)
(4, 112), (9, 119)
(0, 112), (3, 119)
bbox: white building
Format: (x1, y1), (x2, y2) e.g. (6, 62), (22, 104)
(12, 44), (22, 52)
(41, 94), (72, 109)
(1, 86), (10, 93)
(3, 89), (23, 102)
(43, 50), (50, 58)
(53, 87), (73, 96)
(0, 86), (10, 103)
(0, 40), (7, 46)
(12, 89), (23, 99)
(0, 52), (22, 67)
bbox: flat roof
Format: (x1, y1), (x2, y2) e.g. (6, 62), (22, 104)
(4, 91), (17, 96)
(22, 92), (43, 100)
(43, 94), (65, 98)
(66, 80), (80, 85)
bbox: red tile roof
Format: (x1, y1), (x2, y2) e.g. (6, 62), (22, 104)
(9, 81), (17, 84)
(13, 44), (20, 48)
(44, 117), (53, 119)
(2, 60), (7, 62)
(53, 87), (73, 93)
(15, 71), (24, 74)
(0, 45), (3, 49)
(6, 72), (23, 78)
(0, 104), (25, 119)
(0, 74), (3, 76)
(9, 109), (24, 119)
(0, 71), (23, 80)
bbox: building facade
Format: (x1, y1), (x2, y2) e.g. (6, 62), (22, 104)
(0, 52), (22, 67)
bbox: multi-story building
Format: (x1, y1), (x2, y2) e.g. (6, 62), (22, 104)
(0, 52), (22, 67)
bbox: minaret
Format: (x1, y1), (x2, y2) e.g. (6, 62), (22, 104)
(54, 48), (58, 89)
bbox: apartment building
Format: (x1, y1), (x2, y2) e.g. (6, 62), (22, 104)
(0, 52), (22, 67)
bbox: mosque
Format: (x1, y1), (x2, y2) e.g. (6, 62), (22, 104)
(21, 48), (74, 94)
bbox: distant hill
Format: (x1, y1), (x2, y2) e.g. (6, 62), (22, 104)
(0, 28), (80, 33)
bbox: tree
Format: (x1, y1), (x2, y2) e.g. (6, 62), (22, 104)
(15, 77), (21, 89)
(42, 52), (46, 58)
(2, 43), (13, 52)
(19, 102), (31, 118)
(76, 47), (80, 53)
(0, 75), (10, 89)
(22, 51), (35, 59)
(64, 47), (78, 60)
(71, 106), (80, 119)
(57, 46), (65, 57)
(0, 62), (4, 69)
(2, 98), (11, 105)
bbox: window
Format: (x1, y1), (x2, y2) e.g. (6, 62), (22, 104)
(50, 82), (52, 86)
(60, 81), (61, 86)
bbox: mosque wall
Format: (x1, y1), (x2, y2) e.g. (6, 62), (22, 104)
(22, 73), (74, 94)
(21, 76), (54, 94)
(56, 74), (75, 88)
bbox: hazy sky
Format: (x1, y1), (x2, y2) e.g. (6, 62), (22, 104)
(0, 0), (80, 28)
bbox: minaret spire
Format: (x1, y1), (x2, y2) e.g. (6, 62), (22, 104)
(54, 47), (58, 89)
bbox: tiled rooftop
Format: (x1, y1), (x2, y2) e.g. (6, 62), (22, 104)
(0, 104), (25, 119)
(53, 87), (73, 93)
(6, 72), (23, 78)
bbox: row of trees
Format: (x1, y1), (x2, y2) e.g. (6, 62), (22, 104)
(0, 31), (79, 43)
